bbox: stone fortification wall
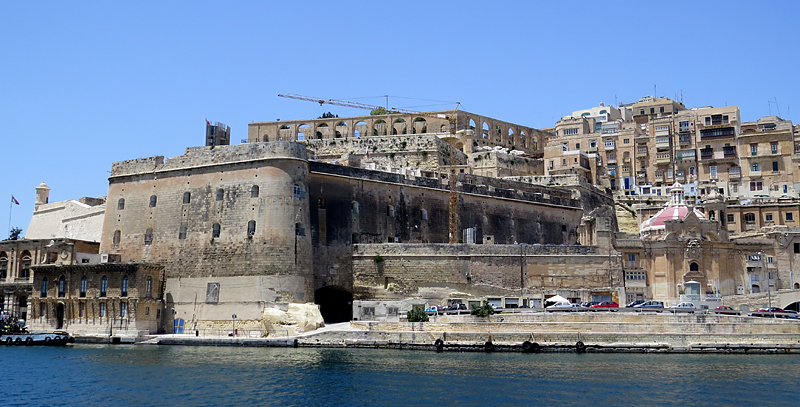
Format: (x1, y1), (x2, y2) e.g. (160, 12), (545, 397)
(470, 149), (542, 178)
(304, 134), (465, 172)
(100, 142), (314, 327)
(351, 244), (612, 301)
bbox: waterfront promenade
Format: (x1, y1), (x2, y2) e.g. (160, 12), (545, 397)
(112, 312), (800, 354)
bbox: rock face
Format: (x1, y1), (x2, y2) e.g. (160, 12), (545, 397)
(262, 303), (325, 336)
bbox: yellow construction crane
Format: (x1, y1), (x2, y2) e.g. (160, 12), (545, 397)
(278, 93), (462, 243)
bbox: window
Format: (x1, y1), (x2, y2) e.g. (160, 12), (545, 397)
(628, 253), (636, 262)
(99, 302), (106, 318)
(771, 142), (778, 154)
(293, 184), (304, 198)
(421, 209), (428, 221)
(80, 276), (87, 298)
(766, 213), (773, 221)
(183, 192), (191, 204)
(660, 107), (664, 113)
(751, 144), (758, 156)
(751, 163), (760, 172)
(145, 307), (149, 316)
(120, 302), (127, 318)
(787, 213), (794, 222)
(0, 255), (6, 280)
(100, 276), (108, 297)
(795, 243), (800, 253)
(146, 276), (153, 298)
(351, 202), (359, 214)
(206, 282), (220, 303)
(563, 128), (578, 135)
(705, 117), (711, 125)
(216, 188), (224, 201)
(247, 220), (256, 237)
(121, 276), (128, 297)
(212, 223), (221, 238)
(318, 197), (326, 209)
(650, 108), (655, 114)
(144, 228), (153, 245)
(113, 230), (121, 245)
(149, 195), (157, 207)
(179, 226), (187, 240)
(117, 198), (125, 210)
(58, 275), (66, 298)
(387, 205), (395, 217)
(20, 253), (30, 279)
(750, 181), (763, 191)
(710, 165), (717, 179)
(727, 214), (735, 223)
(251, 185), (259, 198)
(41, 277), (48, 298)
(575, 143), (580, 149)
(79, 303), (85, 318)
(772, 162), (779, 172)
(744, 213), (756, 224)
(295, 223), (306, 236)
(589, 140), (597, 148)
(623, 138), (629, 144)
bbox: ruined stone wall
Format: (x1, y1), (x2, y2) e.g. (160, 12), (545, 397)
(351, 244), (613, 301)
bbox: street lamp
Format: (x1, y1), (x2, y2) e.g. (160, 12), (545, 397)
(759, 252), (772, 309)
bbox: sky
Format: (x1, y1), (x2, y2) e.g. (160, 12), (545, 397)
(2, 1), (799, 236)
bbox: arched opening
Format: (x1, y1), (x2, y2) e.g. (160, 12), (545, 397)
(393, 118), (406, 135)
(520, 130), (527, 148)
(335, 121), (347, 138)
(469, 118), (476, 129)
(297, 124), (310, 141)
(413, 117), (427, 134)
(314, 286), (353, 323)
(373, 120), (387, 136)
(795, 283), (800, 289)
(690, 262), (699, 272)
(316, 123), (329, 139)
(482, 122), (489, 139)
(149, 195), (157, 208)
(785, 301), (800, 312)
(56, 303), (65, 329)
(58, 275), (66, 298)
(508, 128), (515, 145)
(354, 121), (367, 137)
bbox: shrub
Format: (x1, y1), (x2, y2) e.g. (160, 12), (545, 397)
(407, 307), (429, 322)
(471, 301), (495, 317)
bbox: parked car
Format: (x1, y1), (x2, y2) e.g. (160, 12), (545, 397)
(590, 301), (619, 310)
(546, 301), (574, 310)
(581, 301), (600, 308)
(672, 302), (696, 312)
(633, 301), (664, 309)
(714, 305), (739, 315)
(627, 300), (645, 308)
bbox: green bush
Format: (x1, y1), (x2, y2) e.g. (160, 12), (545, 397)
(407, 307), (429, 322)
(471, 301), (495, 318)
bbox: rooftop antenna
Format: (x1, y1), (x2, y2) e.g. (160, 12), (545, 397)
(774, 97), (781, 117)
(680, 89), (683, 104)
(768, 100), (772, 116)
(654, 85), (657, 98)
(614, 94), (618, 107)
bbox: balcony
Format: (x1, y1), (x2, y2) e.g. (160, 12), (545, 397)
(636, 149), (649, 158)
(700, 126), (736, 140)
(587, 146), (598, 153)
(656, 138), (671, 149)
(604, 143), (616, 151)
(729, 169), (741, 180)
(679, 135), (692, 145)
(656, 153), (672, 164)
(723, 146), (737, 158)
(700, 148), (713, 160)
(679, 126), (692, 133)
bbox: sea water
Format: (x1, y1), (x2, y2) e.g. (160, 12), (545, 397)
(3, 345), (798, 406)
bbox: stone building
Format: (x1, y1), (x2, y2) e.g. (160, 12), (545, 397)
(29, 263), (163, 336)
(98, 132), (613, 327)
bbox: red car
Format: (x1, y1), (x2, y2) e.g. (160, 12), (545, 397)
(590, 301), (619, 309)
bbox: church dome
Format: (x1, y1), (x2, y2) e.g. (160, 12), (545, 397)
(640, 182), (705, 234)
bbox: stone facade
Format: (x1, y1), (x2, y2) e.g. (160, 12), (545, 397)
(29, 263), (163, 337)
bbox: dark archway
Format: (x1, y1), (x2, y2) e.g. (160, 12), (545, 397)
(784, 301), (800, 312)
(315, 286), (353, 323)
(56, 303), (65, 329)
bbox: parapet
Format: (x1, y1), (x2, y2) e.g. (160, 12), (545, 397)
(110, 142), (308, 177)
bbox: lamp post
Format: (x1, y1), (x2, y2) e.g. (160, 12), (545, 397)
(760, 252), (772, 309)
(232, 314), (237, 337)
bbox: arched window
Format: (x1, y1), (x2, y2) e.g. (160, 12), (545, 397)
(80, 276), (87, 298)
(183, 192), (191, 204)
(144, 228), (153, 245)
(295, 223), (305, 236)
(216, 188), (224, 201)
(212, 223), (221, 238)
(113, 230), (121, 245)
(709, 210), (716, 221)
(251, 185), (260, 198)
(387, 205), (395, 217)
(121, 276), (128, 297)
(20, 251), (31, 279)
(421, 209), (428, 221)
(351, 201), (359, 214)
(0, 251), (8, 280)
(293, 184), (305, 198)
(149, 195), (157, 207)
(100, 276), (108, 297)
(179, 226), (187, 240)
(247, 220), (256, 237)
(41, 277), (48, 298)
(58, 275), (66, 298)
(745, 213), (756, 224)
(146, 276), (153, 298)
(690, 262), (699, 272)
(318, 197), (326, 209)
(118, 198), (125, 210)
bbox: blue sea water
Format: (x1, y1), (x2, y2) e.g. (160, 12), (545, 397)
(2, 345), (798, 406)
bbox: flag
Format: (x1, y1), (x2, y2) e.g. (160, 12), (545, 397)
(11, 196), (19, 205)
(206, 118), (210, 126)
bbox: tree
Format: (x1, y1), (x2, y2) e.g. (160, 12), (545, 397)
(370, 107), (400, 116)
(470, 301), (495, 318)
(8, 227), (22, 240)
(406, 307), (429, 322)
(318, 112), (338, 119)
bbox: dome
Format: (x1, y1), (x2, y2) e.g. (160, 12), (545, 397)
(640, 182), (706, 234)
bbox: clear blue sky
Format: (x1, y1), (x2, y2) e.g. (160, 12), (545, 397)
(2, 1), (799, 235)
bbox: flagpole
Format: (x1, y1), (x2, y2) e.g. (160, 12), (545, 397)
(8, 195), (12, 237)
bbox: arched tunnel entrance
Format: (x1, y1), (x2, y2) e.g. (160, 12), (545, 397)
(315, 286), (353, 323)
(784, 301), (800, 312)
